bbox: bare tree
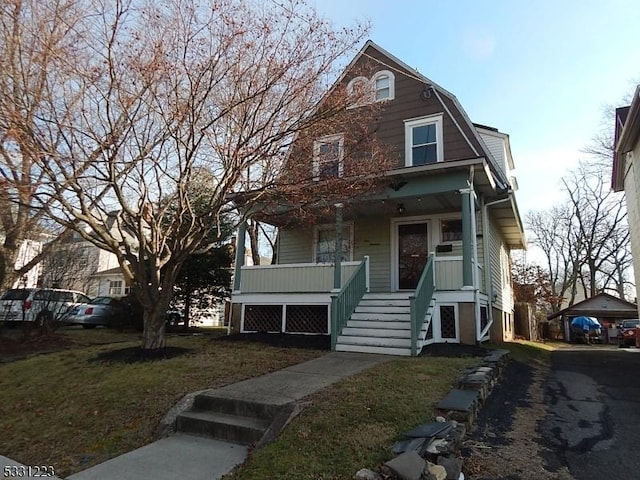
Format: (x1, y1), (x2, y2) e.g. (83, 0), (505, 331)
(2, 0), (390, 349)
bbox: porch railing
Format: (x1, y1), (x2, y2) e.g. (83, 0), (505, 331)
(409, 253), (436, 356)
(330, 256), (369, 350)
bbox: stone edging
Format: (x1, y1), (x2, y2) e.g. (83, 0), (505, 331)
(355, 349), (511, 480)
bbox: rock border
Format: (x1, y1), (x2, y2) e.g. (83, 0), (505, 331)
(355, 349), (511, 480)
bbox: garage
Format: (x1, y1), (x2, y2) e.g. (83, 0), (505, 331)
(546, 293), (639, 343)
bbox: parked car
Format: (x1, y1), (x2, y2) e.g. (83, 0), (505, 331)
(0, 288), (91, 326)
(570, 316), (602, 344)
(62, 296), (134, 329)
(65, 294), (184, 330)
(617, 319), (640, 347)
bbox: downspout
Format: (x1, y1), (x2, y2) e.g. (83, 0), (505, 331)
(482, 194), (512, 342)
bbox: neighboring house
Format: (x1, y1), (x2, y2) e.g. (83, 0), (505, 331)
(11, 238), (44, 289)
(230, 41), (526, 356)
(39, 219), (129, 298)
(612, 84), (640, 318)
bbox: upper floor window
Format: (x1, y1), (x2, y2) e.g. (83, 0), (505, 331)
(404, 114), (444, 166)
(346, 70), (395, 107)
(313, 134), (344, 180)
(372, 71), (394, 101)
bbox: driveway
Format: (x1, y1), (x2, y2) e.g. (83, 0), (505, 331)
(541, 344), (640, 479)
(464, 344), (640, 479)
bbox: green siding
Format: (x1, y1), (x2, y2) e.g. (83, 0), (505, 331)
(278, 228), (313, 264)
(354, 217), (391, 292)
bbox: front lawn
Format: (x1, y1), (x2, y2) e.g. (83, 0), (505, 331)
(228, 355), (479, 480)
(0, 333), (324, 477)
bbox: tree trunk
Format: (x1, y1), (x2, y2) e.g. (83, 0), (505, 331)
(183, 289), (192, 332)
(142, 308), (167, 350)
(248, 220), (261, 265)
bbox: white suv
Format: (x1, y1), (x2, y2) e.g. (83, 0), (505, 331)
(0, 288), (91, 325)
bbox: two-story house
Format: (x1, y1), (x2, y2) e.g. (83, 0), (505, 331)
(612, 84), (640, 318)
(229, 41), (525, 356)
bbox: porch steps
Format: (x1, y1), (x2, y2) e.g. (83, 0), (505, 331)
(335, 293), (428, 356)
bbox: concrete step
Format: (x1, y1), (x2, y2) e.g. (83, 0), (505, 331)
(337, 335), (411, 348)
(176, 410), (270, 445)
(351, 312), (411, 321)
(341, 326), (410, 338)
(347, 320), (410, 330)
(193, 393), (279, 420)
(335, 343), (411, 356)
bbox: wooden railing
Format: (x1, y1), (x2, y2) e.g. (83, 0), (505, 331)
(409, 254), (436, 356)
(330, 256), (369, 350)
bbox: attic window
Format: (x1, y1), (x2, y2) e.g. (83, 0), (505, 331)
(346, 70), (395, 107)
(372, 70), (394, 102)
(404, 114), (444, 166)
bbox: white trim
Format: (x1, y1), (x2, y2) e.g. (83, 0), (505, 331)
(390, 216), (431, 291)
(436, 302), (460, 343)
(241, 261), (360, 270)
(404, 114), (444, 166)
(372, 70), (395, 102)
(434, 255), (463, 261)
(313, 134), (344, 181)
(433, 290), (475, 303)
(312, 222), (354, 263)
(231, 293), (332, 304)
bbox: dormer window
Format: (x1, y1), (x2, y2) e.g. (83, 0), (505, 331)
(313, 134), (344, 180)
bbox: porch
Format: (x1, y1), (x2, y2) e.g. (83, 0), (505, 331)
(230, 255), (491, 356)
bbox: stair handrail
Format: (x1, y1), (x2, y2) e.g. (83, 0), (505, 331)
(330, 256), (369, 350)
(409, 253), (436, 356)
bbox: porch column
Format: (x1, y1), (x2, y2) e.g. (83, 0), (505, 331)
(333, 203), (343, 290)
(233, 221), (247, 291)
(461, 189), (473, 287)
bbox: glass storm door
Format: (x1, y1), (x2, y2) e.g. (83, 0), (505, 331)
(397, 223), (429, 290)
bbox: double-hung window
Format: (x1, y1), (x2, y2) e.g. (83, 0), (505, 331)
(404, 114), (444, 166)
(441, 218), (463, 243)
(313, 134), (344, 180)
(372, 70), (394, 101)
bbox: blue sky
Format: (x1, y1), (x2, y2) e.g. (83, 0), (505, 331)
(312, 0), (640, 219)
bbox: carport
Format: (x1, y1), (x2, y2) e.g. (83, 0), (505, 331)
(546, 293), (639, 343)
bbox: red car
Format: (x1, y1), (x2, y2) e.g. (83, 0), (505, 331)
(617, 319), (640, 347)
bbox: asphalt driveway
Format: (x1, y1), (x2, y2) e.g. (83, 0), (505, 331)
(541, 344), (640, 479)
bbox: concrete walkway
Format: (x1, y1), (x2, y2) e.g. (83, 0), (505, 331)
(0, 352), (390, 480)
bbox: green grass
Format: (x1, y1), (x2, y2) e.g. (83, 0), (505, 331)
(0, 334), (324, 477)
(491, 339), (566, 364)
(227, 355), (478, 480)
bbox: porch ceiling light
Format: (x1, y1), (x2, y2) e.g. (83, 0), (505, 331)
(397, 203), (406, 215)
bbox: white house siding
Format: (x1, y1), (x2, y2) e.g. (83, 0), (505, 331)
(12, 239), (43, 288)
(624, 144), (640, 313)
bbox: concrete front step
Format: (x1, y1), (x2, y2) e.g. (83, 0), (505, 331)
(335, 343), (412, 356)
(193, 393), (279, 420)
(176, 410), (271, 445)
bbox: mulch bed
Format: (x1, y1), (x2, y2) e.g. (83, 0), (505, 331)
(216, 332), (330, 350)
(420, 343), (490, 358)
(90, 346), (193, 364)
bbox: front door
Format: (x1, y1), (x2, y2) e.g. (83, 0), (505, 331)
(397, 222), (429, 290)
